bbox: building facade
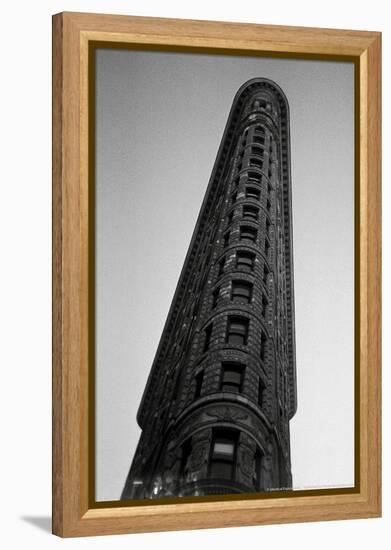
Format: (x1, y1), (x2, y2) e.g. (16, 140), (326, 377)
(121, 78), (297, 499)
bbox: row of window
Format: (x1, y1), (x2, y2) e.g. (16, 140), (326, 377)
(194, 361), (266, 403)
(241, 125), (265, 148)
(225, 225), (256, 245)
(223, 225), (271, 255)
(218, 251), (270, 284)
(231, 187), (272, 215)
(233, 164), (274, 195)
(227, 205), (272, 233)
(181, 428), (265, 488)
(203, 316), (267, 357)
(252, 98), (272, 112)
(237, 158), (273, 179)
(212, 280), (268, 313)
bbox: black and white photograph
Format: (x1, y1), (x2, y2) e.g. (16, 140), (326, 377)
(94, 48), (354, 502)
(2, 0), (386, 545)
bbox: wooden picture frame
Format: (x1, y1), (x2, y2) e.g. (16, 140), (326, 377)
(52, 11), (381, 537)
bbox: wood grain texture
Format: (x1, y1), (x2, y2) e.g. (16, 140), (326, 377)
(364, 34), (382, 515)
(52, 12), (63, 537)
(65, 11), (378, 55)
(52, 12), (382, 537)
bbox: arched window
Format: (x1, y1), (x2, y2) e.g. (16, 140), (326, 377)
(260, 331), (267, 361)
(254, 448), (264, 490)
(209, 429), (238, 480)
(263, 264), (270, 285)
(218, 256), (225, 276)
(261, 294), (268, 317)
(221, 362), (245, 393)
(194, 370), (204, 399)
(265, 239), (270, 259)
(231, 280), (253, 304)
(227, 210), (234, 227)
(245, 187), (260, 201)
(243, 204), (259, 221)
(249, 157), (263, 170)
(226, 316), (249, 346)
(258, 377), (265, 407)
(236, 251), (255, 272)
(212, 286), (220, 308)
(203, 323), (213, 352)
(247, 170), (261, 183)
(251, 145), (264, 157)
(240, 225), (257, 243)
(180, 438), (192, 479)
(253, 134), (265, 146)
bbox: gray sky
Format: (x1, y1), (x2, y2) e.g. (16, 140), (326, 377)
(95, 48), (354, 501)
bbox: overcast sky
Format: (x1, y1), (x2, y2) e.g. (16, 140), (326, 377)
(95, 48), (355, 501)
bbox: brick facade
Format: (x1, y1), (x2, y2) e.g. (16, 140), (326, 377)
(121, 78), (297, 500)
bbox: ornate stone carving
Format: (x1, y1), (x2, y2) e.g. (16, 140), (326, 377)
(239, 446), (254, 477)
(206, 406), (248, 423)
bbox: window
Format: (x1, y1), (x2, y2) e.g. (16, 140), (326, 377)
(266, 198), (272, 212)
(172, 371), (181, 401)
(254, 448), (264, 490)
(209, 430), (238, 480)
(226, 316), (249, 346)
(261, 294), (268, 317)
(250, 157), (263, 169)
(205, 250), (211, 267)
(218, 257), (225, 276)
(266, 218), (271, 237)
(240, 225), (257, 243)
(243, 205), (259, 221)
(251, 145), (264, 157)
(212, 287), (220, 309)
(221, 362), (244, 393)
(245, 186), (260, 201)
(260, 332), (267, 361)
(248, 170), (261, 183)
(231, 280), (253, 304)
(194, 370), (204, 399)
(180, 438), (192, 478)
(255, 125), (265, 135)
(279, 369), (284, 391)
(253, 99), (266, 110)
(223, 231), (230, 248)
(203, 324), (213, 352)
(258, 377), (265, 407)
(263, 264), (270, 285)
(265, 239), (270, 259)
(227, 210), (234, 226)
(231, 190), (238, 204)
(236, 251), (255, 272)
(253, 135), (265, 146)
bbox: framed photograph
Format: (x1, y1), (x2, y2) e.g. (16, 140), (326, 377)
(52, 12), (381, 537)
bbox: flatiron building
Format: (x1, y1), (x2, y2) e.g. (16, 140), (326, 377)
(121, 77), (297, 499)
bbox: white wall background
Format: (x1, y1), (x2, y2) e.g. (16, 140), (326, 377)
(0, 0), (389, 548)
